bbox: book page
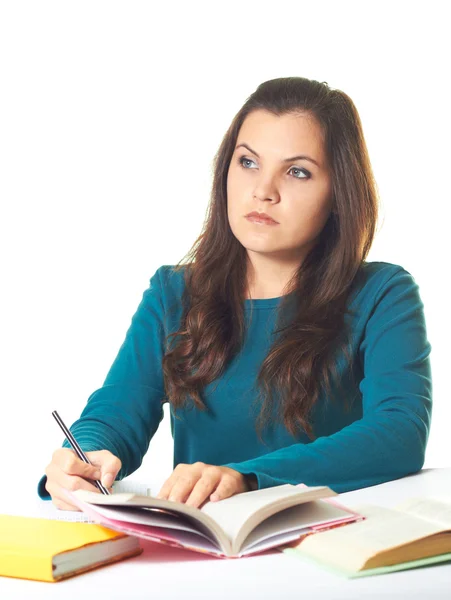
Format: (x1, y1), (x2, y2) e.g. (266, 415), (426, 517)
(47, 481), (152, 522)
(241, 499), (357, 552)
(200, 484), (335, 550)
(394, 497), (451, 528)
(296, 503), (447, 572)
(72, 483), (335, 551)
(113, 480), (152, 496)
(80, 503), (215, 542)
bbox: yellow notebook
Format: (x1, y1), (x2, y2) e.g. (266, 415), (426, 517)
(0, 514), (142, 582)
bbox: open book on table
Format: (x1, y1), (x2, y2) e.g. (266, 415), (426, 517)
(44, 480), (152, 523)
(282, 495), (451, 577)
(66, 483), (361, 558)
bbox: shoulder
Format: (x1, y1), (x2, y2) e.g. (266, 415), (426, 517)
(348, 261), (428, 341)
(350, 260), (420, 305)
(151, 264), (188, 295)
(150, 264), (186, 288)
(358, 260), (409, 284)
(351, 262), (431, 374)
(145, 264), (189, 317)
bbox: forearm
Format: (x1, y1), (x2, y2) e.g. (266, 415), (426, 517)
(224, 406), (430, 493)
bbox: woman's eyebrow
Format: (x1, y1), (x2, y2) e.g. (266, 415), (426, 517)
(235, 143), (320, 167)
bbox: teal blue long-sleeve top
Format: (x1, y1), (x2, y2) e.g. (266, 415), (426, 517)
(37, 261), (433, 499)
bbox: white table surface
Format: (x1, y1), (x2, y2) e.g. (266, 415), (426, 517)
(1, 467), (451, 600)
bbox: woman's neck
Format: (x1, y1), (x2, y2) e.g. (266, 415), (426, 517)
(245, 252), (302, 300)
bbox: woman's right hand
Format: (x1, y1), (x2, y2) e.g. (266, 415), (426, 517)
(44, 448), (122, 510)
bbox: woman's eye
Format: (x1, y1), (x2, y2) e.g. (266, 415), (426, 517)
(238, 156), (310, 180)
(239, 157), (255, 169)
(289, 167), (310, 180)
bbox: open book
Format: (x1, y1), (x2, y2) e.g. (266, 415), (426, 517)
(45, 480), (152, 523)
(66, 483), (361, 558)
(283, 496), (451, 577)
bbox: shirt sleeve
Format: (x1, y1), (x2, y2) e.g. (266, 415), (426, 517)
(222, 267), (433, 494)
(37, 267), (168, 499)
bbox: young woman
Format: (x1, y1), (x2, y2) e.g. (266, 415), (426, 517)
(38, 76), (432, 511)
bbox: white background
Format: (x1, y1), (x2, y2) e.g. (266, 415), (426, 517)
(1, 1), (449, 497)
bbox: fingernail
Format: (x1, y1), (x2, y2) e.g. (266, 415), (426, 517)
(210, 494), (219, 501)
(102, 473), (114, 488)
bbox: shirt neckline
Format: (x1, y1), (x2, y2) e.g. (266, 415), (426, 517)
(244, 297), (282, 309)
(244, 293), (296, 310)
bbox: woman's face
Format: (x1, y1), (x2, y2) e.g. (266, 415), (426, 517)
(226, 109), (334, 265)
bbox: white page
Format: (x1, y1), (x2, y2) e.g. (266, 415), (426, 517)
(394, 496), (451, 528)
(200, 484), (333, 545)
(44, 480), (152, 522)
(241, 499), (355, 551)
(84, 503), (214, 542)
(298, 503), (447, 572)
(113, 480), (152, 496)
(240, 527), (312, 556)
(71, 482), (334, 549)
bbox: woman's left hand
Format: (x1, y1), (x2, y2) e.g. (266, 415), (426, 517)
(156, 462), (253, 508)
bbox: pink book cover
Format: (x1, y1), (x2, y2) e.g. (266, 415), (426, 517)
(280, 489), (366, 550)
(65, 486), (364, 559)
(65, 491), (231, 559)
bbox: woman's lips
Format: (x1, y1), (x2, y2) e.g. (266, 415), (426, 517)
(245, 215), (279, 225)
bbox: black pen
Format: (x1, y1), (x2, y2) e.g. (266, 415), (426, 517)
(52, 410), (110, 495)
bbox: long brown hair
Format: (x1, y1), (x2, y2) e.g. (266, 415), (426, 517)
(162, 76), (380, 442)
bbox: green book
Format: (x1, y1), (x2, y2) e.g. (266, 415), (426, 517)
(282, 496), (451, 578)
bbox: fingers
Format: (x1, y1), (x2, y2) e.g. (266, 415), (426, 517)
(185, 468), (223, 507)
(51, 448), (100, 481)
(156, 463), (204, 503)
(209, 473), (240, 502)
(51, 498), (80, 511)
(156, 464), (245, 508)
(45, 467), (100, 511)
(45, 447), (122, 510)
(86, 450), (122, 488)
